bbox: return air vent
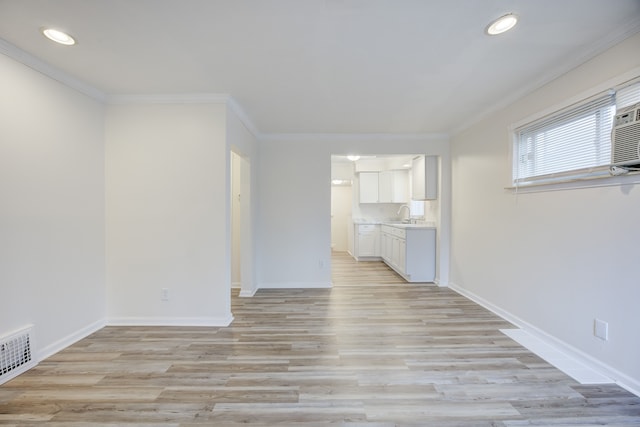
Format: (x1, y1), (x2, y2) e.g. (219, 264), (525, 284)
(0, 326), (36, 384)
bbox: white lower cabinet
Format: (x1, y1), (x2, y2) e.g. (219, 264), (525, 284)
(353, 224), (381, 260)
(381, 232), (389, 262)
(392, 237), (406, 273)
(380, 225), (435, 282)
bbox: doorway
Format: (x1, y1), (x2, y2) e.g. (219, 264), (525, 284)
(231, 150), (255, 297)
(330, 158), (355, 258)
(330, 154), (438, 281)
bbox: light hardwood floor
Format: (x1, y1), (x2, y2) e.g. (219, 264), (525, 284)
(1, 251), (639, 426)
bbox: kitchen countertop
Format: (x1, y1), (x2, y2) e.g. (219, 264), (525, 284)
(382, 222), (436, 229)
(353, 219), (436, 229)
(352, 219), (382, 225)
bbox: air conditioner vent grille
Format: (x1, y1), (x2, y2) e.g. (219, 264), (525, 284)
(0, 326), (35, 383)
(612, 106), (640, 166)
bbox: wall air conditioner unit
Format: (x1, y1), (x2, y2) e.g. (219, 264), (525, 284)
(611, 102), (640, 167)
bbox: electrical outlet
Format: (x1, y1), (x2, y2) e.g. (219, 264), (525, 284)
(161, 288), (169, 301)
(594, 318), (608, 341)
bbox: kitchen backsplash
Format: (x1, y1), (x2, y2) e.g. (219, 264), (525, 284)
(353, 200), (437, 224)
(353, 203), (401, 221)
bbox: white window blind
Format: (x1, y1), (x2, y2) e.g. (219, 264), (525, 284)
(513, 92), (616, 185)
(616, 80), (640, 110)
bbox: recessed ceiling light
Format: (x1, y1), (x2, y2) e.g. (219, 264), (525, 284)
(485, 13), (518, 36)
(41, 27), (76, 45)
(347, 155), (360, 161)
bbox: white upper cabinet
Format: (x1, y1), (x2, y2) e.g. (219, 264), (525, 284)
(411, 155), (438, 200)
(378, 171), (393, 203)
(391, 170), (409, 203)
(359, 172), (380, 203)
(360, 170), (409, 204)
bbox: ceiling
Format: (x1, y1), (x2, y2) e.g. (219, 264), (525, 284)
(1, 0), (639, 136)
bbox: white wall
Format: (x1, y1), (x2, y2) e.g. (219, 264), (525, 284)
(257, 136), (450, 288)
(0, 53), (106, 358)
(450, 33), (640, 391)
(105, 102), (232, 325)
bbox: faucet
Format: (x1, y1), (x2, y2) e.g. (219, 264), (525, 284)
(397, 205), (411, 223)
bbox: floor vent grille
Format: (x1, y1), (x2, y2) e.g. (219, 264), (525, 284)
(0, 326), (35, 384)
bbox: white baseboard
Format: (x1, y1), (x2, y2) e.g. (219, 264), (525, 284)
(434, 277), (448, 287)
(500, 328), (612, 385)
(449, 282), (640, 397)
(258, 282), (332, 289)
(107, 315), (234, 327)
(38, 318), (106, 361)
(239, 288), (257, 297)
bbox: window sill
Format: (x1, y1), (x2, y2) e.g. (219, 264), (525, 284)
(505, 169), (640, 193)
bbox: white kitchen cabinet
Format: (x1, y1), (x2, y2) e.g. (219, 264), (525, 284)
(380, 224), (435, 282)
(353, 224), (381, 260)
(411, 155), (438, 200)
(359, 172), (379, 203)
(381, 226), (406, 274)
(380, 232), (389, 262)
(360, 170), (409, 204)
(391, 235), (403, 271)
(378, 171), (393, 203)
(391, 170), (409, 203)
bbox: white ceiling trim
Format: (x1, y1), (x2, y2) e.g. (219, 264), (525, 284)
(509, 66), (640, 131)
(452, 15), (640, 135)
(0, 38), (106, 102)
(0, 41), (444, 142)
(259, 133), (449, 143)
(106, 95), (262, 139)
(106, 93), (231, 105)
(106, 93), (263, 140)
(226, 97), (261, 139)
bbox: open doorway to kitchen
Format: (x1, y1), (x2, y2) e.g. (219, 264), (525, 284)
(231, 150), (255, 297)
(330, 154), (439, 284)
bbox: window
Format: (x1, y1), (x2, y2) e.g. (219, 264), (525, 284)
(409, 199), (424, 218)
(512, 79), (640, 186)
(513, 93), (615, 184)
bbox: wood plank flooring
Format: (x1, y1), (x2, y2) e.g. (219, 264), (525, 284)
(1, 251), (639, 425)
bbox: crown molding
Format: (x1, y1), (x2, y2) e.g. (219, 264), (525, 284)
(226, 96), (262, 139)
(259, 132), (449, 143)
(0, 38), (265, 138)
(106, 93), (231, 105)
(106, 93), (262, 140)
(452, 16), (640, 135)
(0, 38), (106, 102)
